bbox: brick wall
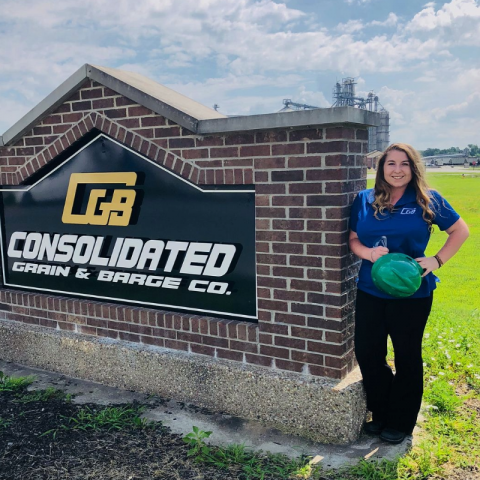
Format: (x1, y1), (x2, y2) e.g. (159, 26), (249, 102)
(0, 80), (367, 379)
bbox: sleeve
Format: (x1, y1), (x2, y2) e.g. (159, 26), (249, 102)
(430, 190), (461, 231)
(349, 191), (364, 233)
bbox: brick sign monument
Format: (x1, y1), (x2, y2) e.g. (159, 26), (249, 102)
(0, 64), (379, 443)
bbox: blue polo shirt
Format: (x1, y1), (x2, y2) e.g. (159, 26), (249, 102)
(349, 186), (460, 299)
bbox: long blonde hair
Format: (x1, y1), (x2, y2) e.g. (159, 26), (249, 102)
(373, 143), (435, 230)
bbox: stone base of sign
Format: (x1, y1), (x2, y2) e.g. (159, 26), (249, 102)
(0, 319), (366, 444)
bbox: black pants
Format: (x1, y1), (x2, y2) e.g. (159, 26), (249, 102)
(354, 289), (433, 434)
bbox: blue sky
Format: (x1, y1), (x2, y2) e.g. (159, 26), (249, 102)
(1, 0), (479, 150)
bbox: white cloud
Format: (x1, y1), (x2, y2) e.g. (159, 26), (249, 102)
(387, 110), (408, 127)
(225, 31), (445, 76)
(0, 0), (455, 91)
(164, 73), (309, 114)
(408, 0), (480, 45)
(389, 62), (480, 148)
(1, 0), (450, 81)
(0, 0), (479, 152)
(410, 0), (480, 30)
(415, 75), (437, 82)
(371, 86), (415, 130)
(0, 0), (305, 36)
(335, 12), (398, 33)
(452, 67), (480, 92)
(430, 92), (480, 120)
(291, 86), (331, 108)
(370, 12), (399, 27)
(0, 98), (34, 136)
(378, 86), (415, 103)
(336, 20), (365, 33)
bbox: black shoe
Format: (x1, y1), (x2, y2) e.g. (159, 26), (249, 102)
(363, 420), (384, 435)
(380, 428), (407, 444)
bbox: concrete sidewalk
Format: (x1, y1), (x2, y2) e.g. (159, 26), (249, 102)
(0, 359), (414, 470)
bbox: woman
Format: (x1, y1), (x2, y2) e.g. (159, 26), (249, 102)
(349, 143), (469, 444)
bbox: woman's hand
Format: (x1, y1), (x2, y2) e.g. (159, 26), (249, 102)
(416, 219), (470, 277)
(349, 231), (390, 263)
(370, 246), (389, 263)
(415, 256), (439, 277)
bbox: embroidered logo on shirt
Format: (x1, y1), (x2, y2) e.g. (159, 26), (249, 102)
(400, 208), (416, 214)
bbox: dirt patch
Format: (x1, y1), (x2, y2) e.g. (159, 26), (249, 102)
(441, 465), (480, 480)
(0, 391), (251, 479)
(456, 384), (480, 415)
(464, 397), (480, 415)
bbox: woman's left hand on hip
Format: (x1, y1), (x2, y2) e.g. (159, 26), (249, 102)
(415, 256), (440, 277)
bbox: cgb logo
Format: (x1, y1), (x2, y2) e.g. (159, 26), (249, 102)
(400, 208), (416, 215)
(62, 172), (138, 226)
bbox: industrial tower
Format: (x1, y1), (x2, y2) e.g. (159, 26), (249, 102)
(332, 78), (390, 152)
(279, 79), (390, 153)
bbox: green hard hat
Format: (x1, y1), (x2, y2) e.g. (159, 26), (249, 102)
(371, 253), (423, 298)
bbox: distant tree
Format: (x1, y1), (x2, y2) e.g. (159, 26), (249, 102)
(421, 146), (477, 157)
(468, 144), (480, 156)
(446, 147), (461, 154)
(422, 148), (440, 157)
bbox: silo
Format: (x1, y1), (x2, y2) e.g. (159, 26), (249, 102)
(377, 111), (390, 152)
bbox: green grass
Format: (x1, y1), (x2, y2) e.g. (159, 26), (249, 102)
(41, 403), (157, 439)
(356, 172), (480, 479)
(346, 459), (401, 479)
(14, 386), (72, 403)
(0, 416), (12, 429)
(184, 174), (480, 480)
(426, 173), (480, 319)
(0, 370), (35, 392)
(2, 171), (478, 478)
(58, 404), (156, 432)
(183, 426), (315, 479)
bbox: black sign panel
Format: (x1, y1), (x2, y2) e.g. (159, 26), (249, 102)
(0, 133), (257, 320)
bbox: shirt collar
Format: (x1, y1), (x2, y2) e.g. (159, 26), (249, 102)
(367, 185), (417, 206)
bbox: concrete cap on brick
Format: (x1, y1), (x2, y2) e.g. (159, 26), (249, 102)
(0, 63), (381, 146)
(90, 65), (226, 122)
(198, 107), (380, 134)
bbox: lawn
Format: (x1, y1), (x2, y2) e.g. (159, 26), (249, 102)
(0, 172), (478, 480)
(357, 171), (480, 480)
(410, 173), (480, 479)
